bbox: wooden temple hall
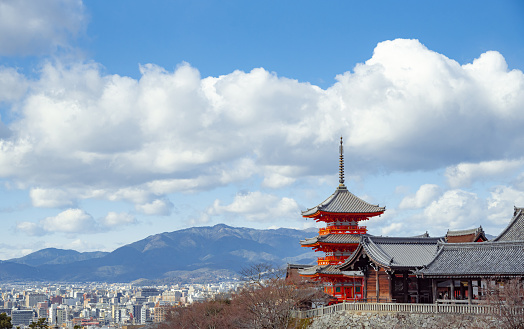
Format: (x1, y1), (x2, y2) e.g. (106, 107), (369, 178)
(295, 137), (524, 304)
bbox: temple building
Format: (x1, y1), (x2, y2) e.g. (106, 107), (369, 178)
(298, 137), (385, 302)
(296, 139), (524, 305)
(445, 226), (487, 243)
(338, 235), (443, 303)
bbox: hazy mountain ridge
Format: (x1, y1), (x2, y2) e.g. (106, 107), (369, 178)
(9, 248), (109, 266)
(0, 224), (317, 283)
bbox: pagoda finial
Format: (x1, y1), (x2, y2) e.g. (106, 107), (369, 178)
(339, 136), (345, 187)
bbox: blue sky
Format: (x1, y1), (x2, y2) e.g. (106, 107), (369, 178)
(0, 0), (524, 259)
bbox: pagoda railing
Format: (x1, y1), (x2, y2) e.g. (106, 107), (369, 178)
(317, 256), (346, 265)
(292, 301), (523, 318)
(319, 225), (367, 235)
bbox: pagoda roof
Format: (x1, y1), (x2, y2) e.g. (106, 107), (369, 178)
(302, 185), (386, 217)
(418, 240), (524, 278)
(300, 233), (362, 246)
(339, 235), (444, 271)
(493, 207), (524, 242)
(298, 264), (362, 277)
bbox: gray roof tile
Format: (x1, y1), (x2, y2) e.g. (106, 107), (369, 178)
(418, 241), (524, 277)
(340, 236), (444, 270)
(302, 185), (385, 216)
(494, 207), (524, 242)
(300, 234), (362, 246)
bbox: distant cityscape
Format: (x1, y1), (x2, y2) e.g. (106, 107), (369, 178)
(0, 280), (244, 328)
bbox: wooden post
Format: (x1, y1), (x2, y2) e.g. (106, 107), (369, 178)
(467, 279), (472, 304)
(389, 273), (394, 303)
(376, 269), (379, 303)
(416, 277), (420, 303)
(450, 280), (455, 300)
(432, 279), (437, 303)
(403, 272), (408, 303)
(364, 273), (368, 302)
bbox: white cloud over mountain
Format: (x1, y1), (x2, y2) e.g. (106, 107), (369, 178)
(2, 38), (524, 237)
(204, 192), (300, 223)
(16, 208), (136, 235)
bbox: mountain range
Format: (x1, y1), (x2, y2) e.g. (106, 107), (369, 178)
(0, 224), (317, 284)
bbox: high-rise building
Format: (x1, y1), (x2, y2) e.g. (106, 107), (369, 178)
(11, 309), (34, 327)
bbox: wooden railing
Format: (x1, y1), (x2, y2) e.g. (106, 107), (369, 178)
(318, 225), (366, 235)
(293, 302), (524, 319)
(317, 256), (346, 265)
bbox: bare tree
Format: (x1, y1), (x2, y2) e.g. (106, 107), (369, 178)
(484, 278), (524, 329)
(239, 263), (285, 288)
(157, 264), (326, 329)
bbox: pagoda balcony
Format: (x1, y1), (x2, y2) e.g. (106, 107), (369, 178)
(317, 255), (348, 265)
(319, 225), (367, 235)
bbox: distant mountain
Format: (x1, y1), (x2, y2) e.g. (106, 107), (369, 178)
(0, 224), (317, 283)
(9, 248), (108, 266)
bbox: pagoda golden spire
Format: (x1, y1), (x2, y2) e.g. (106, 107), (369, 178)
(339, 136), (345, 186)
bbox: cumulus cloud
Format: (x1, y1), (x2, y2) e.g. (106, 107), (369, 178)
(30, 188), (75, 207)
(16, 208), (136, 236)
(0, 0), (86, 56)
(101, 212), (137, 227)
(423, 190), (486, 232)
(135, 199), (174, 216)
(445, 159), (524, 188)
(486, 186), (524, 226)
(1, 39), (524, 211)
(204, 191), (300, 222)
(399, 184), (442, 209)
(40, 208), (96, 233)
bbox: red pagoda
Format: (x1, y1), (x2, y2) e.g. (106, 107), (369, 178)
(299, 137), (385, 302)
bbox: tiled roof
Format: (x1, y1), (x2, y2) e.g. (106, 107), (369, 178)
(446, 226), (486, 243)
(302, 185), (385, 216)
(418, 241), (524, 278)
(446, 227), (482, 237)
(494, 207), (524, 242)
(339, 236), (443, 271)
(300, 233), (362, 246)
(298, 264), (346, 276)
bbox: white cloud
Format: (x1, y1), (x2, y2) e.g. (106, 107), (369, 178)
(16, 208), (136, 236)
(205, 191), (300, 222)
(0, 66), (28, 103)
(1, 39), (524, 211)
(486, 186), (524, 226)
(30, 188), (75, 208)
(399, 184), (442, 209)
(445, 159), (524, 188)
(423, 190), (486, 232)
(15, 221), (45, 237)
(0, 0), (86, 56)
(40, 208), (97, 233)
(101, 212), (137, 227)
(135, 199), (173, 216)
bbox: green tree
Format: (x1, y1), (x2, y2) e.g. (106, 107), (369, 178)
(28, 318), (48, 329)
(0, 313), (12, 329)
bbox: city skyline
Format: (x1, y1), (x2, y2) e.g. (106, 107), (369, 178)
(1, 1), (524, 259)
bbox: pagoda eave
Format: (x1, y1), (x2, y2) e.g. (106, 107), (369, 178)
(304, 211), (384, 220)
